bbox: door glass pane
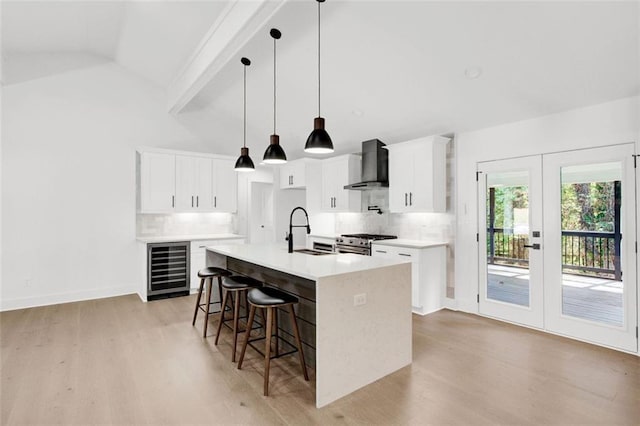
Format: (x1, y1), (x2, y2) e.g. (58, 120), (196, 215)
(486, 171), (530, 307)
(560, 162), (623, 326)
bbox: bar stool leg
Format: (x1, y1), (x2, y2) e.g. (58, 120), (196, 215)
(232, 291), (242, 362)
(215, 288), (230, 345)
(274, 309), (279, 357)
(217, 275), (223, 307)
(192, 277), (205, 326)
(237, 304), (256, 369)
(203, 278), (213, 338)
(264, 307), (274, 396)
(289, 305), (309, 381)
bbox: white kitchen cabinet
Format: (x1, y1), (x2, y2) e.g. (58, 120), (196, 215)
(279, 159), (306, 189)
(212, 159), (238, 212)
(175, 155), (213, 211)
(190, 238), (244, 291)
(387, 136), (450, 213)
(139, 152), (176, 213)
(372, 243), (446, 315)
(320, 155), (361, 212)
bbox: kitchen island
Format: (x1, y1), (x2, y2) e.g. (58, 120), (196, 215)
(206, 244), (412, 408)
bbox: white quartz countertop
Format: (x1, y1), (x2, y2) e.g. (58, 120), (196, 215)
(136, 233), (245, 243)
(207, 244), (410, 280)
(372, 239), (448, 249)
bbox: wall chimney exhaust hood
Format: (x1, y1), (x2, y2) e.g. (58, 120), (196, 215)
(344, 139), (388, 190)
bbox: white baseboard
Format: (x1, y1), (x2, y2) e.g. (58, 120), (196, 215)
(1, 285), (137, 312)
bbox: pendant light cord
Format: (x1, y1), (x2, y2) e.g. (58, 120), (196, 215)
(243, 63), (247, 149)
(317, 0), (321, 117)
(273, 36), (277, 135)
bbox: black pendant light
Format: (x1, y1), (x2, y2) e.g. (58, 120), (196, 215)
(235, 57), (255, 172)
(305, 0), (333, 154)
(263, 28), (287, 164)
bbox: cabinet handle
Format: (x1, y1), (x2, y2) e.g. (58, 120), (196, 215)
(199, 245), (206, 248)
(405, 193), (407, 206)
(409, 192), (412, 206)
(191, 196), (194, 207)
(375, 250), (387, 254)
(214, 196), (217, 208)
(399, 253), (412, 257)
(196, 196), (199, 208)
(172, 195), (175, 208)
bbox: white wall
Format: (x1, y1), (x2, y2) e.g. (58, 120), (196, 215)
(1, 58), (213, 310)
(455, 96), (640, 313)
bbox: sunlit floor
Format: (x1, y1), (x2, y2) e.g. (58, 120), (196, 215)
(488, 264), (623, 326)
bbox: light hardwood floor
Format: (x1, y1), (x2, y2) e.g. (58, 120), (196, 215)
(1, 294), (639, 425)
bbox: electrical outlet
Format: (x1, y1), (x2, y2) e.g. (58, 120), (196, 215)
(353, 293), (366, 306)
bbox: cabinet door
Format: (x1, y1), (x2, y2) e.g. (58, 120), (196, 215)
(290, 161), (306, 188)
(141, 152), (175, 212)
(279, 164), (293, 189)
(332, 161), (351, 211)
(321, 161), (337, 211)
(194, 158), (213, 210)
(409, 142), (432, 212)
(175, 155), (196, 210)
(212, 159), (237, 212)
(388, 144), (413, 213)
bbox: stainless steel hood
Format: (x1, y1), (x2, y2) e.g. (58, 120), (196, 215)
(344, 139), (389, 190)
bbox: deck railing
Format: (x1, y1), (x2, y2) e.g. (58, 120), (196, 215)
(488, 228), (621, 280)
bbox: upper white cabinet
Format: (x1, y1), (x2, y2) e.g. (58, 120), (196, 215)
(279, 159), (307, 189)
(387, 136), (450, 213)
(175, 155), (213, 211)
(138, 150), (237, 213)
(212, 158), (237, 213)
(320, 155), (361, 212)
(139, 152), (176, 213)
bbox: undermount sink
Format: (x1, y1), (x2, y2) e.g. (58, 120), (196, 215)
(293, 249), (335, 256)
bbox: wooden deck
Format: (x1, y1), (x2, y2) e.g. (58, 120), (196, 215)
(487, 264), (623, 326)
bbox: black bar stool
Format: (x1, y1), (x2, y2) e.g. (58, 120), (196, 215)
(237, 286), (309, 396)
(215, 275), (263, 362)
(192, 267), (231, 338)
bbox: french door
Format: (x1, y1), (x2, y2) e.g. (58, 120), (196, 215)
(478, 144), (638, 352)
(478, 156), (544, 328)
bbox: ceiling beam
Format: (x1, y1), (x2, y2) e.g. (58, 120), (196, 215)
(166, 0), (288, 115)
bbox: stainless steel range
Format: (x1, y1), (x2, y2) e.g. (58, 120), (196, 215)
(334, 233), (397, 255)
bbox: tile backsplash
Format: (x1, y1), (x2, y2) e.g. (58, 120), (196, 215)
(136, 213), (236, 237)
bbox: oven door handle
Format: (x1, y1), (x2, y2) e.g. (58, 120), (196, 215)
(336, 246), (370, 255)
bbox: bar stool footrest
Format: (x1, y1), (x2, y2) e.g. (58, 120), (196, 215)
(246, 335), (300, 360)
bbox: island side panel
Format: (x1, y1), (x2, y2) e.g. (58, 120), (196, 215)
(206, 249), (317, 368)
(226, 257), (317, 368)
(315, 262), (412, 408)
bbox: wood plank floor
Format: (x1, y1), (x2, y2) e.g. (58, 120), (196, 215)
(1, 294), (639, 425)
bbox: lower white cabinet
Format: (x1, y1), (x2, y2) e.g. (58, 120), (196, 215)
(372, 243), (446, 315)
(190, 238), (244, 290)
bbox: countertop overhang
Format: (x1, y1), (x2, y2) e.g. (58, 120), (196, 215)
(206, 244), (410, 281)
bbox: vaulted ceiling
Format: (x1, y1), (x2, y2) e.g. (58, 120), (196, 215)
(2, 1), (639, 159)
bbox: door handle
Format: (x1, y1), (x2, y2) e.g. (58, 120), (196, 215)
(523, 243), (541, 250)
